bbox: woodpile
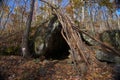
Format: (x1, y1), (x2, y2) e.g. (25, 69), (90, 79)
(41, 0), (120, 77)
(41, 0), (90, 76)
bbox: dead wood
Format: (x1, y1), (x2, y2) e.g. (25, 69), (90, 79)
(41, 0), (90, 76)
(40, 0), (120, 77)
(73, 26), (120, 56)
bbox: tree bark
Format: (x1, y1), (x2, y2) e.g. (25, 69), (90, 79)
(22, 0), (35, 57)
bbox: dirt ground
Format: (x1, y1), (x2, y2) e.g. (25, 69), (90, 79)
(0, 53), (114, 80)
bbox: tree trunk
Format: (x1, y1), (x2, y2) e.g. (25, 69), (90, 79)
(22, 0), (35, 57)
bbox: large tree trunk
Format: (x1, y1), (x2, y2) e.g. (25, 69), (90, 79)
(22, 0), (35, 57)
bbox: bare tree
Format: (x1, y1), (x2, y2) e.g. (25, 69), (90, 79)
(22, 0), (35, 57)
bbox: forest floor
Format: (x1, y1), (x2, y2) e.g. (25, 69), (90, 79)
(0, 52), (115, 80)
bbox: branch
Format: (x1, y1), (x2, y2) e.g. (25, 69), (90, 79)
(74, 26), (120, 56)
(40, 0), (58, 9)
(0, 0), (15, 34)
